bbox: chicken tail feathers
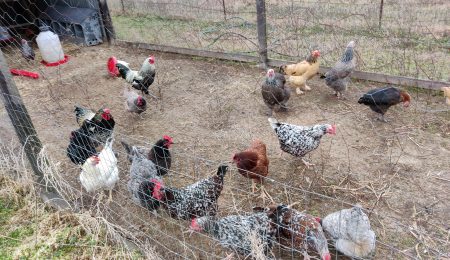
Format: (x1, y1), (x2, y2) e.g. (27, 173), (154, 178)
(121, 141), (132, 156)
(268, 117), (280, 130)
(319, 74), (326, 79)
(216, 165), (229, 179)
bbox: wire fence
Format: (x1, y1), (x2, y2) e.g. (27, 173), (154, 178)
(1, 0), (450, 259)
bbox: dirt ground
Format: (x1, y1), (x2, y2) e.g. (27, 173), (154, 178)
(1, 43), (450, 259)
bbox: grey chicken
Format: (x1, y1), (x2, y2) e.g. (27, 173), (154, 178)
(261, 69), (291, 116)
(268, 117), (336, 168)
(20, 39), (35, 61)
(320, 206), (376, 258)
(124, 86), (147, 114)
(323, 41), (356, 98)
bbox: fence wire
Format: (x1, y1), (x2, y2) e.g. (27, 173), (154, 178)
(1, 0), (450, 259)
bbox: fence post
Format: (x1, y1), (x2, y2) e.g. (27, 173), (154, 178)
(222, 0), (227, 20)
(98, 0), (116, 45)
(378, 0), (384, 29)
(255, 0), (268, 69)
(120, 0), (125, 14)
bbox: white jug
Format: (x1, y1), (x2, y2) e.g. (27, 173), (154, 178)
(36, 26), (65, 63)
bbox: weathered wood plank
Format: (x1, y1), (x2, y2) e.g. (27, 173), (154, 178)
(115, 40), (449, 90)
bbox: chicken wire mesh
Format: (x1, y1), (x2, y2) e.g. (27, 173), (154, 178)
(1, 0), (450, 259)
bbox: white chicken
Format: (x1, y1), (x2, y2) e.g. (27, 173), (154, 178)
(320, 206), (376, 258)
(80, 138), (119, 202)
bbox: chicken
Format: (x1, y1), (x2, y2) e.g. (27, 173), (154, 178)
(254, 204), (331, 260)
(80, 138), (119, 202)
(319, 206), (376, 258)
(358, 86), (411, 122)
(116, 56), (156, 97)
(142, 165), (228, 219)
(122, 136), (173, 177)
(323, 41), (356, 98)
(441, 87), (450, 105)
(261, 69), (291, 116)
(74, 106), (115, 146)
(124, 86), (147, 114)
(280, 50), (321, 95)
(121, 140), (162, 210)
(20, 39), (35, 61)
(232, 139), (270, 200)
(66, 128), (97, 165)
(190, 212), (276, 258)
(268, 117), (336, 168)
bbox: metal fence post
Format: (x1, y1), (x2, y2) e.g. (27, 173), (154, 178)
(256, 0), (268, 69)
(378, 0), (384, 29)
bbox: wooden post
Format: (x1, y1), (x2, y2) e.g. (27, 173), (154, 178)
(120, 0), (125, 14)
(222, 0), (227, 20)
(98, 0), (116, 44)
(0, 51), (44, 185)
(255, 0), (268, 69)
(378, 0), (384, 29)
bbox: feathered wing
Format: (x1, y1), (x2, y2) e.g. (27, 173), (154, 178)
(123, 87), (139, 111)
(75, 106), (95, 127)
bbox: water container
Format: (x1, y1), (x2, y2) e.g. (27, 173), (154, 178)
(36, 26), (65, 63)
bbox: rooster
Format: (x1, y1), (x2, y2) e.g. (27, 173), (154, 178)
(280, 50), (321, 95)
(121, 140), (162, 210)
(254, 204), (331, 260)
(124, 86), (147, 114)
(261, 69), (291, 116)
(122, 136), (173, 177)
(141, 165), (228, 220)
(80, 138), (119, 202)
(66, 128), (97, 165)
(116, 56), (156, 97)
(319, 206), (376, 258)
(190, 212), (276, 258)
(268, 118), (336, 168)
(20, 39), (35, 61)
(323, 41), (356, 98)
(358, 86), (411, 122)
(74, 106), (115, 146)
(232, 139), (270, 201)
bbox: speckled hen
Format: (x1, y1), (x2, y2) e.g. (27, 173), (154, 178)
(144, 165), (228, 220)
(268, 117), (336, 167)
(190, 212), (277, 258)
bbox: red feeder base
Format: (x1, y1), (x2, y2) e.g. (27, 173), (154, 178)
(41, 55), (69, 67)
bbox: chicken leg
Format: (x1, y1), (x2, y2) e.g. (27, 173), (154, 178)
(376, 114), (388, 123)
(299, 158), (315, 169)
(296, 88), (305, 95)
(107, 189), (113, 204)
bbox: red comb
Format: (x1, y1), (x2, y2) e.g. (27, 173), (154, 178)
(103, 108), (111, 114)
(163, 135), (173, 143)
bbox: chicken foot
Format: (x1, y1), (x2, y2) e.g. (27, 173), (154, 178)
(376, 114), (389, 123)
(296, 88), (305, 95)
(253, 181), (274, 204)
(299, 158), (315, 169)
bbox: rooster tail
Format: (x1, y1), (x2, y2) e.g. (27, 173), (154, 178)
(121, 141), (132, 156)
(268, 117), (280, 130)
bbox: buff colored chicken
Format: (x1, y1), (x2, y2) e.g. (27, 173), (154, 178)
(280, 50), (320, 95)
(442, 87), (450, 105)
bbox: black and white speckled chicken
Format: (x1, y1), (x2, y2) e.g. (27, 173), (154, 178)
(66, 128), (97, 165)
(74, 106), (115, 146)
(122, 136), (173, 177)
(323, 41), (356, 98)
(319, 206), (376, 258)
(190, 212), (276, 258)
(268, 117), (336, 167)
(261, 69), (291, 116)
(254, 204), (331, 260)
(142, 165), (228, 220)
(121, 140), (162, 211)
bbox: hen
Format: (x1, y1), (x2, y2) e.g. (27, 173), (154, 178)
(319, 206), (376, 258)
(121, 141), (162, 210)
(66, 128), (97, 165)
(20, 39), (35, 61)
(116, 56), (156, 96)
(232, 139), (270, 200)
(268, 117), (336, 168)
(141, 165), (228, 220)
(358, 86), (411, 122)
(74, 106), (115, 146)
(122, 136), (173, 177)
(254, 204), (331, 260)
(261, 69), (291, 116)
(80, 138), (119, 202)
(190, 212), (276, 258)
(280, 50), (321, 95)
(124, 86), (147, 114)
(324, 41), (356, 98)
